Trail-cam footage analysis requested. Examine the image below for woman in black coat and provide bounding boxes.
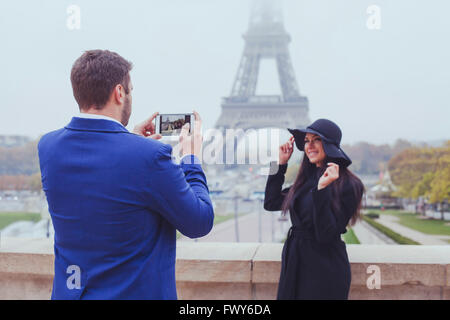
[264,119,364,300]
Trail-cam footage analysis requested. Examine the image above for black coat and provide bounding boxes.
[264,162,359,300]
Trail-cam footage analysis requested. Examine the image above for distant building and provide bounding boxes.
[366,170,400,208]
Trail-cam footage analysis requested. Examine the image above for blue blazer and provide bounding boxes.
[38,117,214,299]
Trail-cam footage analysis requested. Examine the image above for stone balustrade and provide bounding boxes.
[0,239,449,300]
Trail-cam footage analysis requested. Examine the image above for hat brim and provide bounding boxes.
[287,128,332,151]
[287,128,352,168]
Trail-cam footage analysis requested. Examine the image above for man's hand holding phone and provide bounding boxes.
[133,110,202,160]
[133,112,162,140]
[179,111,203,159]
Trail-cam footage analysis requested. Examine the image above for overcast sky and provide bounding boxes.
[1,0,449,145]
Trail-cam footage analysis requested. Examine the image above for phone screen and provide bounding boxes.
[159,114,191,136]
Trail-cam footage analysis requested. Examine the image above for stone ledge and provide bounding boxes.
[0,241,448,299]
[176,260,252,283]
[252,243,281,284]
[177,281,253,300]
[349,284,443,300]
[0,273,53,300]
[346,244,450,264]
[350,263,446,287]
[0,252,53,276]
[251,244,450,286]
[175,242,258,283]
[447,265,450,287]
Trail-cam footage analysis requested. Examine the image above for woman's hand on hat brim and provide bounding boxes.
[279,136,295,165]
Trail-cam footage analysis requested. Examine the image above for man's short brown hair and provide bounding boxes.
[70,50,133,110]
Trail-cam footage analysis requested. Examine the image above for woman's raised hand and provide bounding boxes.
[279,136,295,165]
[318,162,340,190]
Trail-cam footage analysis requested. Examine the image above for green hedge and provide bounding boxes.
[342,227,360,244]
[0,212,41,230]
[362,215,420,245]
[365,212,380,219]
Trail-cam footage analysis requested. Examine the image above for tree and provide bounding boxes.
[342,141,402,175]
[388,142,450,219]
[428,157,450,219]
[0,175,27,190]
[0,139,39,175]
[388,146,447,198]
[28,172,43,192]
[411,171,434,199]
[392,139,413,153]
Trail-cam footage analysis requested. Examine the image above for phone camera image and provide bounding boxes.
[160,114,191,136]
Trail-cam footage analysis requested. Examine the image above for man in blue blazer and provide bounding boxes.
[38,50,214,299]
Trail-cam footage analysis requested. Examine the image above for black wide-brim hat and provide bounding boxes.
[288,119,352,168]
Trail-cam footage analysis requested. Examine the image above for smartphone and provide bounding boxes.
[155,113,193,139]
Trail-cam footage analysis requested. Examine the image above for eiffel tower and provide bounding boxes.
[215,0,310,131]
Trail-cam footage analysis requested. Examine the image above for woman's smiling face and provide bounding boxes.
[304,133,326,167]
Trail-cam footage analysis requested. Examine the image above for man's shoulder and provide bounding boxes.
[38,128,66,149]
[38,127,173,165]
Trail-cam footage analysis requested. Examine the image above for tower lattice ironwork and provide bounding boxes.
[215,0,310,131]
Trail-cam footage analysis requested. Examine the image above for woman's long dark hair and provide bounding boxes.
[281,154,365,227]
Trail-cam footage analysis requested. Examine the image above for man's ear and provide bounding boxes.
[113,84,124,105]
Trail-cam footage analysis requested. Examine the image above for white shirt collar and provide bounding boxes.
[76,112,125,127]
